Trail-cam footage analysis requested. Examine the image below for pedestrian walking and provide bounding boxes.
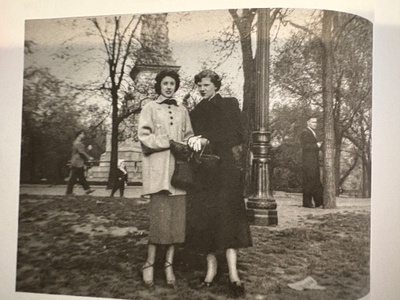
[110,159,128,197]
[66,130,95,196]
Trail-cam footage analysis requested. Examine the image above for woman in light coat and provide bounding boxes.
[138,69,194,288]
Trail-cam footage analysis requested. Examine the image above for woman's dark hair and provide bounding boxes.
[154,69,180,95]
[194,69,222,91]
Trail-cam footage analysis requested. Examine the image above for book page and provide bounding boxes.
[1,0,399,300]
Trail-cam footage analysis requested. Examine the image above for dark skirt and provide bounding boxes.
[148,193,186,245]
[185,165,252,253]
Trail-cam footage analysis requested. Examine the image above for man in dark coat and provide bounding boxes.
[66,130,95,196]
[300,116,323,208]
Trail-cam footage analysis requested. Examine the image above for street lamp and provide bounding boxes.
[246,8,278,226]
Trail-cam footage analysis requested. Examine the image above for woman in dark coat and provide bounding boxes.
[186,70,252,297]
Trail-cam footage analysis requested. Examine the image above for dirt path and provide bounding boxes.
[270,192,370,230]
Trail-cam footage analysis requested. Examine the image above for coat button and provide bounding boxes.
[170,116,173,119]
[170,122,173,125]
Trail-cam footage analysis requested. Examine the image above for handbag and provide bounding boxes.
[170,140,195,189]
[193,143,220,170]
[169,140,220,189]
[171,159,195,190]
[169,140,192,161]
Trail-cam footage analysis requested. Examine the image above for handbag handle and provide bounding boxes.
[189,142,208,161]
[200,142,209,157]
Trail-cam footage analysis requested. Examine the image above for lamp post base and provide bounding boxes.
[246,198,278,226]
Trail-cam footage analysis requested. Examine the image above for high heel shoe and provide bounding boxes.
[164,261,176,289]
[197,271,220,289]
[228,281,245,298]
[140,261,154,289]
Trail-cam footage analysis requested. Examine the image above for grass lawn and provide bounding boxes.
[16,193,370,300]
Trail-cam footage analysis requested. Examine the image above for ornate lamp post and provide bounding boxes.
[246,8,278,226]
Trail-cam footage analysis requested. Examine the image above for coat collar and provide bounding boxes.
[155,95,179,106]
[198,93,222,107]
[307,127,317,138]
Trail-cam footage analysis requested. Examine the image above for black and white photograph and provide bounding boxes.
[1,1,400,300]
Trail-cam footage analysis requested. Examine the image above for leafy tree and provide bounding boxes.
[22,66,83,183]
[272,11,372,198]
[268,102,319,192]
[22,38,112,184]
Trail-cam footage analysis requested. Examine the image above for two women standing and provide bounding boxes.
[138,69,252,297]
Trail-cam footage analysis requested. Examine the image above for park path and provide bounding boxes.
[20,184,144,198]
[19,184,370,231]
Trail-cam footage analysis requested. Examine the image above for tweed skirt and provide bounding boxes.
[148,193,186,245]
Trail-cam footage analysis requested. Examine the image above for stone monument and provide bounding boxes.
[88,13,180,184]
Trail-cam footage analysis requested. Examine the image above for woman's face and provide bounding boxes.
[160,76,176,98]
[197,77,217,100]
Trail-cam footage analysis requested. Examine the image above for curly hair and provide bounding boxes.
[154,69,181,95]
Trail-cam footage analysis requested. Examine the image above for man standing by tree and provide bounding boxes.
[300,117,323,208]
[66,130,95,196]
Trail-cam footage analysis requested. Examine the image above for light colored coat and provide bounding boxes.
[138,97,194,195]
[70,139,90,168]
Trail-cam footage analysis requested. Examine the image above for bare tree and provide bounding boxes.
[90,15,143,188]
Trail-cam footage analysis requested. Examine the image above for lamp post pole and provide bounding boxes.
[246,8,278,226]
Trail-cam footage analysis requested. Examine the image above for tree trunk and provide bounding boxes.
[339,152,359,188]
[229,10,256,196]
[107,89,119,189]
[334,138,342,195]
[229,9,257,196]
[321,10,337,208]
[361,155,371,198]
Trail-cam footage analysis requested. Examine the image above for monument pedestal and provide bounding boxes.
[87,137,143,184]
[88,13,180,186]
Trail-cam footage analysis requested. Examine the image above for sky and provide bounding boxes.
[168,10,244,95]
[25,10,244,104]
[24,8,327,109]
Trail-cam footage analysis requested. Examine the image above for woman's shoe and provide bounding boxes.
[140,261,154,289]
[199,279,214,288]
[197,271,220,289]
[228,281,245,298]
[164,261,176,289]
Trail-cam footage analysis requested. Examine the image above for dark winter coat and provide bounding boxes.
[299,128,321,190]
[186,94,252,252]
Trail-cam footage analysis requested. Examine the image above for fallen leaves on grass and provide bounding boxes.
[16,194,370,300]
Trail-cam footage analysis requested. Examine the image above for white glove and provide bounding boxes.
[188,135,202,148]
[193,138,209,152]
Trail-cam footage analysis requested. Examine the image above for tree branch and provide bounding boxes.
[116,97,147,124]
